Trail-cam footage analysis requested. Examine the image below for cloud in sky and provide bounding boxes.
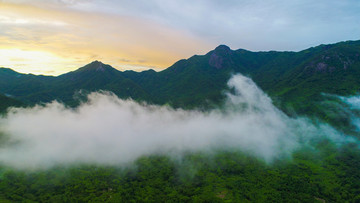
[0,0,359,75]
[55,0,360,50]
[0,74,353,170]
[0,1,211,75]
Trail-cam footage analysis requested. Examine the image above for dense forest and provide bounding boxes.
[1,143,360,202]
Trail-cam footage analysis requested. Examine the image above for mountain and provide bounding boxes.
[0,61,150,106]
[1,40,360,202]
[46,61,151,105]
[1,40,360,115]
[0,67,55,104]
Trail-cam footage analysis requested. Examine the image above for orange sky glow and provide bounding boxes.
[0,1,213,75]
[1,0,359,75]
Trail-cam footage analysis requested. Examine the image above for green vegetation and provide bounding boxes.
[1,142,359,202]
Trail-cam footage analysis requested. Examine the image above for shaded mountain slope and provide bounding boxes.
[0,94,23,113]
[0,68,55,102]
[0,61,151,106]
[50,61,152,105]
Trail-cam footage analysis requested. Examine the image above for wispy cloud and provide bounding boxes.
[78,0,360,50]
[0,1,211,75]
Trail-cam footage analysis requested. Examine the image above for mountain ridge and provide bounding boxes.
[1,40,360,116]
[2,40,358,76]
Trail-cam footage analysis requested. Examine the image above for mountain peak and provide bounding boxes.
[90,60,103,65]
[215,44,230,50]
[76,60,115,73]
[59,60,122,81]
[208,45,233,69]
[214,45,231,55]
[90,60,104,71]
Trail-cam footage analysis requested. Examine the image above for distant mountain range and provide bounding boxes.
[1,40,360,120]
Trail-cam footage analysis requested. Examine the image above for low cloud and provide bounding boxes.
[338,95,360,131]
[0,74,354,169]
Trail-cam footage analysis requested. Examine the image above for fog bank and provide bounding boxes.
[339,95,360,131]
[0,74,352,169]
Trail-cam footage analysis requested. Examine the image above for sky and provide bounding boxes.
[0,0,359,75]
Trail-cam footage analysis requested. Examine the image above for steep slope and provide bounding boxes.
[251,41,360,117]
[123,41,360,111]
[123,45,286,108]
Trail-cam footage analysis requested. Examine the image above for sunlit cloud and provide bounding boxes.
[0,49,76,75]
[0,1,212,75]
[0,14,68,26]
[0,0,359,75]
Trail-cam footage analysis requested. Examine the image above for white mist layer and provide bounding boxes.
[339,95,360,131]
[0,75,349,169]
